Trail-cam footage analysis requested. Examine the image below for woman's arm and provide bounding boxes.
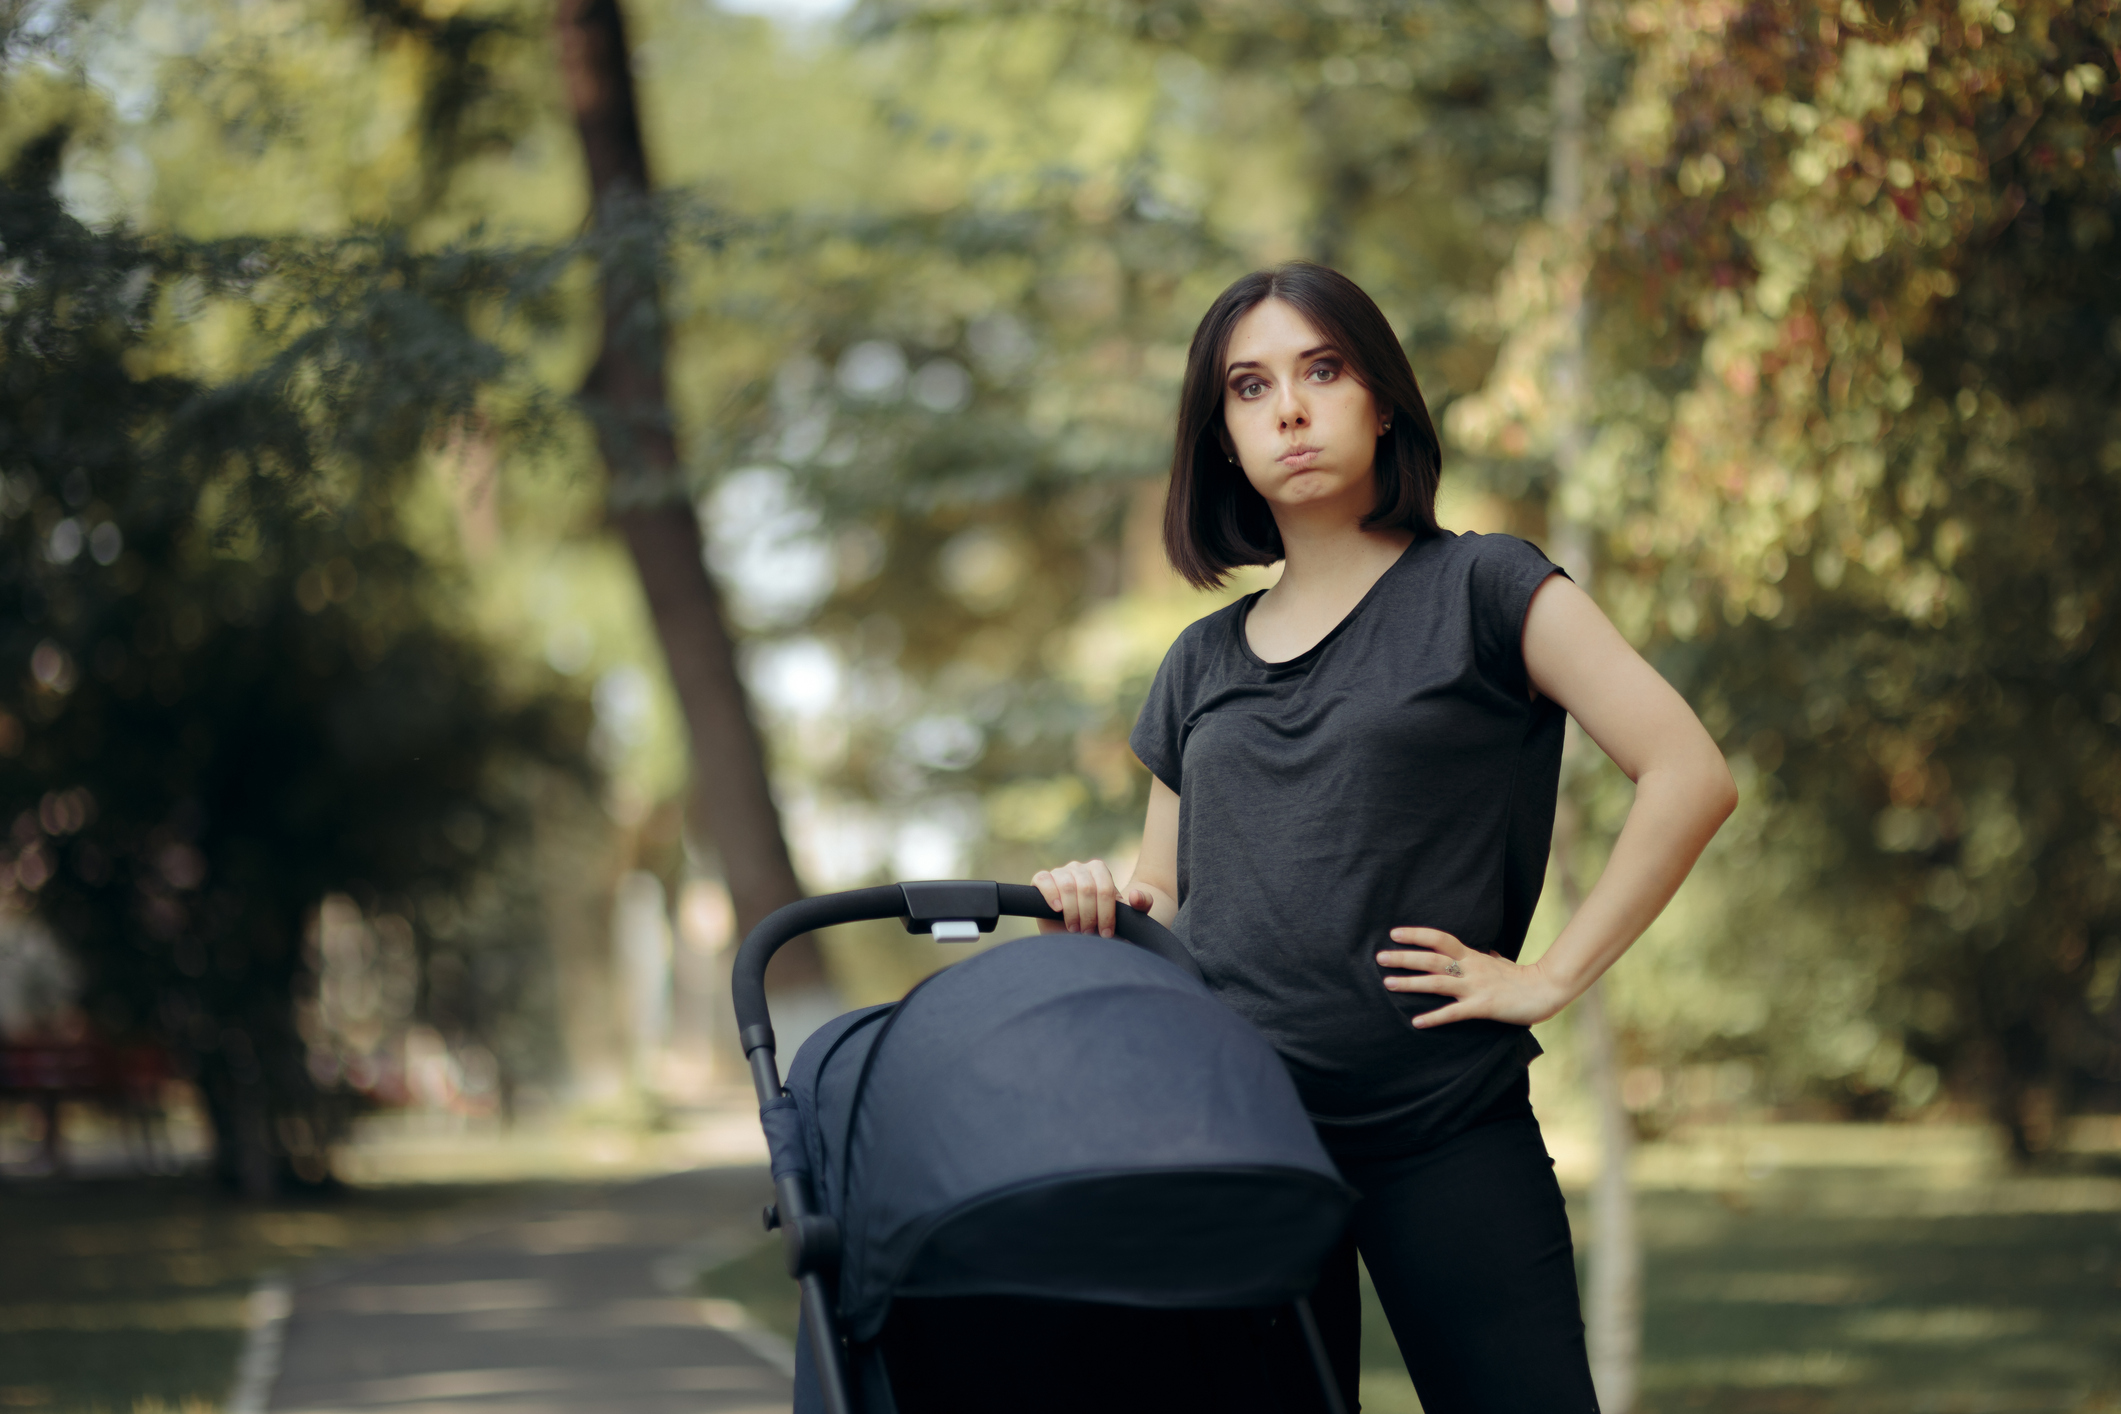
[1379,574,1737,1027]
[1032,775,1182,935]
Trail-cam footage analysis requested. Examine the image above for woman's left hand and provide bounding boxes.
[1377,927,1572,1028]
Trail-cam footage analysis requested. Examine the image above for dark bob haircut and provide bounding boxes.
[1163,262,1443,590]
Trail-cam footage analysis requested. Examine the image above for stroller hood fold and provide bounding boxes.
[785,935,1353,1343]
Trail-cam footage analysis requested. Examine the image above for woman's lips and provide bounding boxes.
[1277,445,1324,468]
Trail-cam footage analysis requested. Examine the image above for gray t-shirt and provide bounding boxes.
[1129,531,1567,1156]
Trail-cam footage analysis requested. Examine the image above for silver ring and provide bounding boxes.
[1445,961,1463,977]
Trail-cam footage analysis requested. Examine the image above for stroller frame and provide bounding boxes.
[733,879,1349,1414]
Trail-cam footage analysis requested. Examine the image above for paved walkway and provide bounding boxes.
[267,1168,794,1414]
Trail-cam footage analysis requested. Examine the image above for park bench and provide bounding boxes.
[0,1040,174,1174]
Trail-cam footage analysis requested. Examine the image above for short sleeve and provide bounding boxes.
[1468,534,1569,694]
[1128,635,1194,795]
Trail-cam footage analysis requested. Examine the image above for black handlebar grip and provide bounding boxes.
[993,884,1202,983]
[731,885,907,1053]
[732,881,1206,1057]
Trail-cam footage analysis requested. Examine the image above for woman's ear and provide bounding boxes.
[1215,422,1238,464]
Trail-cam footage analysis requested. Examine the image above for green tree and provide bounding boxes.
[725,0,1568,890]
[0,123,589,1191]
[1456,0,2121,1152]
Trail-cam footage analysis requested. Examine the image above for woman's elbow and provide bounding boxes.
[1704,749,1739,826]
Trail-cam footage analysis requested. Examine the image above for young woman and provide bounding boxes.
[1033,263,1736,1412]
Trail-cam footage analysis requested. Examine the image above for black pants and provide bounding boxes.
[1311,1086,1602,1414]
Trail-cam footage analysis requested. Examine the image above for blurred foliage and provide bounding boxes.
[0,118,592,1186]
[723,0,1569,908]
[5,0,2118,1157]
[798,0,2121,1152]
[1455,0,2121,1152]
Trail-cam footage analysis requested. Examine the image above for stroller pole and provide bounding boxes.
[798,1272,854,1414]
[1294,1297,1351,1414]
[737,888,905,1414]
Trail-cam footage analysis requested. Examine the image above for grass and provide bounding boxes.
[13,1116,2116,1413]
[700,1164,2121,1414]
[698,1234,804,1344]
[1627,1193,2121,1413]
[0,1174,525,1414]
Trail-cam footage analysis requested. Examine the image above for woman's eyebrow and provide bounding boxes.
[1225,344,1339,375]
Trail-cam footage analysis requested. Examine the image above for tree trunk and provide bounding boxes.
[1556,799,1642,1412]
[1577,973,1641,1411]
[534,765,630,1098]
[1553,786,1641,1412]
[1545,0,1642,1406]
[552,0,824,994]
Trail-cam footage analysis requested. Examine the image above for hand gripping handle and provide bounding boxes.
[731,880,1198,1059]
[994,882,1201,981]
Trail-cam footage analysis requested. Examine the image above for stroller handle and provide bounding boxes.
[731,880,1200,1059]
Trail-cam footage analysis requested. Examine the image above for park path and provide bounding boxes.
[266,1167,794,1414]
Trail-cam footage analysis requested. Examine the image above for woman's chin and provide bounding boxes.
[1270,471,1363,507]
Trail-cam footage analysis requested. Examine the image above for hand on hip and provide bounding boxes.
[1377,927,1568,1027]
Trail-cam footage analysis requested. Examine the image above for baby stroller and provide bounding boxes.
[734,880,1355,1414]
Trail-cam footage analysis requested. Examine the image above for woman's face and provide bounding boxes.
[1219,297,1387,520]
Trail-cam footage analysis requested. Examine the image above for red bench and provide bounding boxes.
[0,1041,174,1173]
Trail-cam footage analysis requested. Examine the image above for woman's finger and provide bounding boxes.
[1387,926,1467,954]
[1412,999,1484,1028]
[1068,862,1099,934]
[1031,870,1065,933]
[1375,949,1460,973]
[1087,858,1118,937]
[1053,862,1086,932]
[1044,864,1070,929]
[1383,973,1465,995]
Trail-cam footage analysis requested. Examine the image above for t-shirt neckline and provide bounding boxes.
[1232,534,1429,671]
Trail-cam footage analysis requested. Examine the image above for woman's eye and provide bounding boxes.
[1307,363,1338,382]
[1236,380,1266,399]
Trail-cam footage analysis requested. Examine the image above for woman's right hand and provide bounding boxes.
[1031,859,1151,938]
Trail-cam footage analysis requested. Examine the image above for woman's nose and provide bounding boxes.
[1275,385,1308,430]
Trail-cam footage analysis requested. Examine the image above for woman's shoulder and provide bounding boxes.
[1159,594,1249,667]
[1419,530,1564,598]
[1417,534,1567,676]
[1437,529,1557,570]
[1136,596,1248,734]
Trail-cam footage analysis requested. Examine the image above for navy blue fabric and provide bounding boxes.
[760,1096,808,1181]
[787,1003,895,1186]
[784,934,1352,1344]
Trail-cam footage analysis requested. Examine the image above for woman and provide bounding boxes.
[1033,262,1736,1412]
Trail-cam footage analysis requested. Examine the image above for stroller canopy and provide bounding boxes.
[777,934,1353,1343]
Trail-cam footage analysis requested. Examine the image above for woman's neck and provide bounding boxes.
[1242,511,1417,662]
[1269,513,1415,604]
